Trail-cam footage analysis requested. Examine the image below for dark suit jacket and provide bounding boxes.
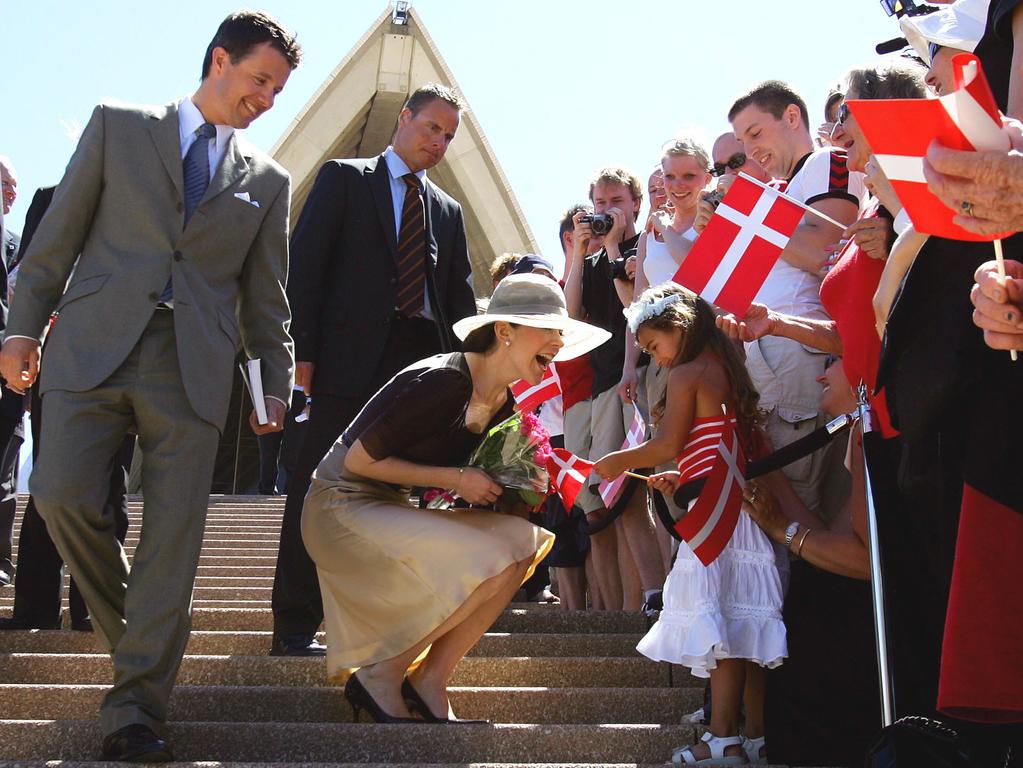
[287,154,476,399]
[11,186,55,272]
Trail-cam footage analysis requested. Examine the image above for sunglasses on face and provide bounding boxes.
[836,103,851,126]
[711,153,746,177]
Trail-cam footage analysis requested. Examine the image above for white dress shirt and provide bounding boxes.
[178,97,234,180]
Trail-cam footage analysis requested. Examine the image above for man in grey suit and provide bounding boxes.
[0,12,301,761]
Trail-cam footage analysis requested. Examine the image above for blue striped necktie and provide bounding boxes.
[161,122,215,304]
[183,122,216,224]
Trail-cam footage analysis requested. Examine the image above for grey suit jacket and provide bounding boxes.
[5,101,294,430]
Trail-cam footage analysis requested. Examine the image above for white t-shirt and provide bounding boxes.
[643,228,697,287]
[753,148,865,318]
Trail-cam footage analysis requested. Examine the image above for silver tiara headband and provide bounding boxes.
[623,293,686,334]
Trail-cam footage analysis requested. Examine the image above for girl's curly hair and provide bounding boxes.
[634,283,763,436]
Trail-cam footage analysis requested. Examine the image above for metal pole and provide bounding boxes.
[859,383,896,727]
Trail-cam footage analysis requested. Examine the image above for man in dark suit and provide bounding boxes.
[270,83,477,656]
[0,184,132,631]
[0,12,300,761]
[0,156,20,589]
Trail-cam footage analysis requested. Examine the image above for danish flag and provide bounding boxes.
[672,174,806,316]
[546,448,593,511]
[598,406,647,507]
[511,364,561,412]
[847,53,1011,241]
[675,426,747,566]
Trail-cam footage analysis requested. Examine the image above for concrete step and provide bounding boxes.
[0,630,644,658]
[0,764,678,768]
[0,606,639,634]
[10,530,285,541]
[0,764,675,768]
[0,654,688,689]
[0,720,693,763]
[0,598,277,610]
[0,684,701,724]
[41,575,277,589]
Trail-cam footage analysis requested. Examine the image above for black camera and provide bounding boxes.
[879,0,938,18]
[581,213,614,236]
[702,189,725,209]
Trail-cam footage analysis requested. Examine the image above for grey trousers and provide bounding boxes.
[31,311,220,736]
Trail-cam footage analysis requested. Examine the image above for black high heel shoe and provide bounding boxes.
[401,678,489,725]
[344,673,419,724]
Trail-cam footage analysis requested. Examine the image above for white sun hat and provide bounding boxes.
[452,273,611,361]
[900,0,990,64]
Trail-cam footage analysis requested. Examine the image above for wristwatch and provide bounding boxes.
[783,521,801,549]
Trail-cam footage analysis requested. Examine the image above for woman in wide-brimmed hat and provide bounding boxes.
[301,274,609,724]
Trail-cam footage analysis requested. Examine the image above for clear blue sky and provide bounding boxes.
[4,1,901,273]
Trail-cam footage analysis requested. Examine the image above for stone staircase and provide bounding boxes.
[0,495,707,766]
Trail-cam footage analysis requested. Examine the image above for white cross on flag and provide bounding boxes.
[671,174,806,316]
[847,53,1011,241]
[511,364,561,413]
[674,425,747,567]
[545,448,594,511]
[598,406,647,507]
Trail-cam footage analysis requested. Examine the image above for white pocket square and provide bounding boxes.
[234,191,260,208]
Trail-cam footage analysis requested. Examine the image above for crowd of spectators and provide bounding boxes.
[477,1,1022,764]
[2,1,1022,765]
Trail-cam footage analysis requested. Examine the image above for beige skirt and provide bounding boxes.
[301,441,555,681]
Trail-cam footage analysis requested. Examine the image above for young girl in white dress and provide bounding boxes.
[595,284,786,765]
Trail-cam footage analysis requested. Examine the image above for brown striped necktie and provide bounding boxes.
[396,173,426,316]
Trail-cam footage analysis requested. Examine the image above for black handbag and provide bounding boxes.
[865,716,971,768]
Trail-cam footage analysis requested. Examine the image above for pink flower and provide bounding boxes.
[533,441,553,465]
[422,488,455,505]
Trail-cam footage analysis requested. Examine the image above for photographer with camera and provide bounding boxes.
[564,167,666,611]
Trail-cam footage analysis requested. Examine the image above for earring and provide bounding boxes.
[504,340,511,347]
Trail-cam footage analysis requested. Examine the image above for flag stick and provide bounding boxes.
[993,239,1018,362]
[623,471,649,481]
[859,384,896,727]
[737,172,852,231]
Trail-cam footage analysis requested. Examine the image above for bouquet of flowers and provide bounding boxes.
[425,411,552,510]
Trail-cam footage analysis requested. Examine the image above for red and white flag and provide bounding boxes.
[598,406,647,507]
[511,364,561,413]
[672,174,806,316]
[674,425,747,567]
[848,53,1011,241]
[546,448,593,511]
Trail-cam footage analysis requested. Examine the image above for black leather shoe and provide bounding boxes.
[268,634,326,656]
[100,724,173,762]
[71,617,94,632]
[0,616,62,631]
[0,562,13,587]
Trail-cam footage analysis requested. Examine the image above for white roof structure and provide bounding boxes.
[271,5,538,295]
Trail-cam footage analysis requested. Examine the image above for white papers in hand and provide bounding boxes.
[238,358,268,425]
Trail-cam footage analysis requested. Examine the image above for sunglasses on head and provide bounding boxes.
[711,153,746,177]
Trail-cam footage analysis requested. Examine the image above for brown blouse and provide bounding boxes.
[342,353,514,467]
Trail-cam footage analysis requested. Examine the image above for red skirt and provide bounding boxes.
[938,484,1023,723]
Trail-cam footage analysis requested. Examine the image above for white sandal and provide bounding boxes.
[741,735,766,765]
[670,731,748,766]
